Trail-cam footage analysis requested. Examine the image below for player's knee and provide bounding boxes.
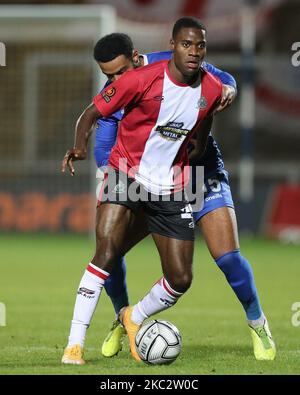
[215,249,253,278]
[93,239,119,268]
[215,249,241,271]
[168,271,193,293]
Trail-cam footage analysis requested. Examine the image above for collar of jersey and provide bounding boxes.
[165,61,190,87]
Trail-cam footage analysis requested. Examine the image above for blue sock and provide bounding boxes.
[215,250,262,320]
[104,256,129,315]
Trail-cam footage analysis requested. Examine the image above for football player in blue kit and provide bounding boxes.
[93,33,275,361]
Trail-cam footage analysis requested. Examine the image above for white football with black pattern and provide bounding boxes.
[135,319,182,365]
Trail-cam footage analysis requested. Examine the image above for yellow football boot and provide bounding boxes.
[61,344,85,365]
[249,320,276,361]
[101,320,126,357]
[119,306,142,362]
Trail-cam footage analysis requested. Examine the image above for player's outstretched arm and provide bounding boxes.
[62,103,102,176]
[189,116,213,164]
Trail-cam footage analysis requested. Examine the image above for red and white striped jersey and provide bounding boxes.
[93,60,222,195]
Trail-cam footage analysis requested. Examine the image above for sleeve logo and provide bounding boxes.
[102,87,116,103]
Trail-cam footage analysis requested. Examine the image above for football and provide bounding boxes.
[135,319,182,365]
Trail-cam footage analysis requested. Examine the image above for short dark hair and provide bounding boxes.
[172,17,206,39]
[93,33,134,62]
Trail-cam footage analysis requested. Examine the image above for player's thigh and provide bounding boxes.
[152,234,194,273]
[96,203,134,246]
[121,208,150,255]
[96,167,142,247]
[152,234,194,292]
[198,206,239,259]
[144,191,194,290]
[93,203,135,270]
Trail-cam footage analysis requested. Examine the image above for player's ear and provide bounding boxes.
[170,38,175,51]
[132,49,139,66]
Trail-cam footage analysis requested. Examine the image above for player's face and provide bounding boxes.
[98,51,139,82]
[170,27,206,78]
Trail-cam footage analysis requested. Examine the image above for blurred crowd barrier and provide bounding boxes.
[0,1,299,236]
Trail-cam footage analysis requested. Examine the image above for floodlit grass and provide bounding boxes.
[0,234,299,375]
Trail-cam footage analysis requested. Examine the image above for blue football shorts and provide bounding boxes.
[193,171,234,224]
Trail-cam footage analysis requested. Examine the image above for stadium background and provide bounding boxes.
[0,0,299,375]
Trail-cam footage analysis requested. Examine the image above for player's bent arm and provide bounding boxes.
[215,84,237,114]
[204,61,237,90]
[189,116,213,164]
[203,62,237,112]
[62,103,102,176]
[62,69,142,175]
[74,103,102,152]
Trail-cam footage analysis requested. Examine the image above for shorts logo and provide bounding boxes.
[180,205,193,219]
[197,96,207,110]
[205,193,223,202]
[189,221,195,229]
[156,122,190,141]
[102,87,116,103]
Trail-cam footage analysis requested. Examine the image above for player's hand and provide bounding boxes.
[214,84,236,114]
[61,148,87,176]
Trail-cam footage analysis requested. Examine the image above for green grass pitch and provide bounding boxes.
[0,233,299,375]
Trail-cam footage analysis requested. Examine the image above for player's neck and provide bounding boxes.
[168,60,200,86]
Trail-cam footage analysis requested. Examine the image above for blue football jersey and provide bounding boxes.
[94,51,236,178]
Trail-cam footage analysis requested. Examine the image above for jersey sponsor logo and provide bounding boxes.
[102,87,116,103]
[156,122,190,141]
[196,96,207,110]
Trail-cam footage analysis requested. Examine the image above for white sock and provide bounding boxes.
[131,277,183,325]
[67,263,109,348]
[248,313,266,328]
